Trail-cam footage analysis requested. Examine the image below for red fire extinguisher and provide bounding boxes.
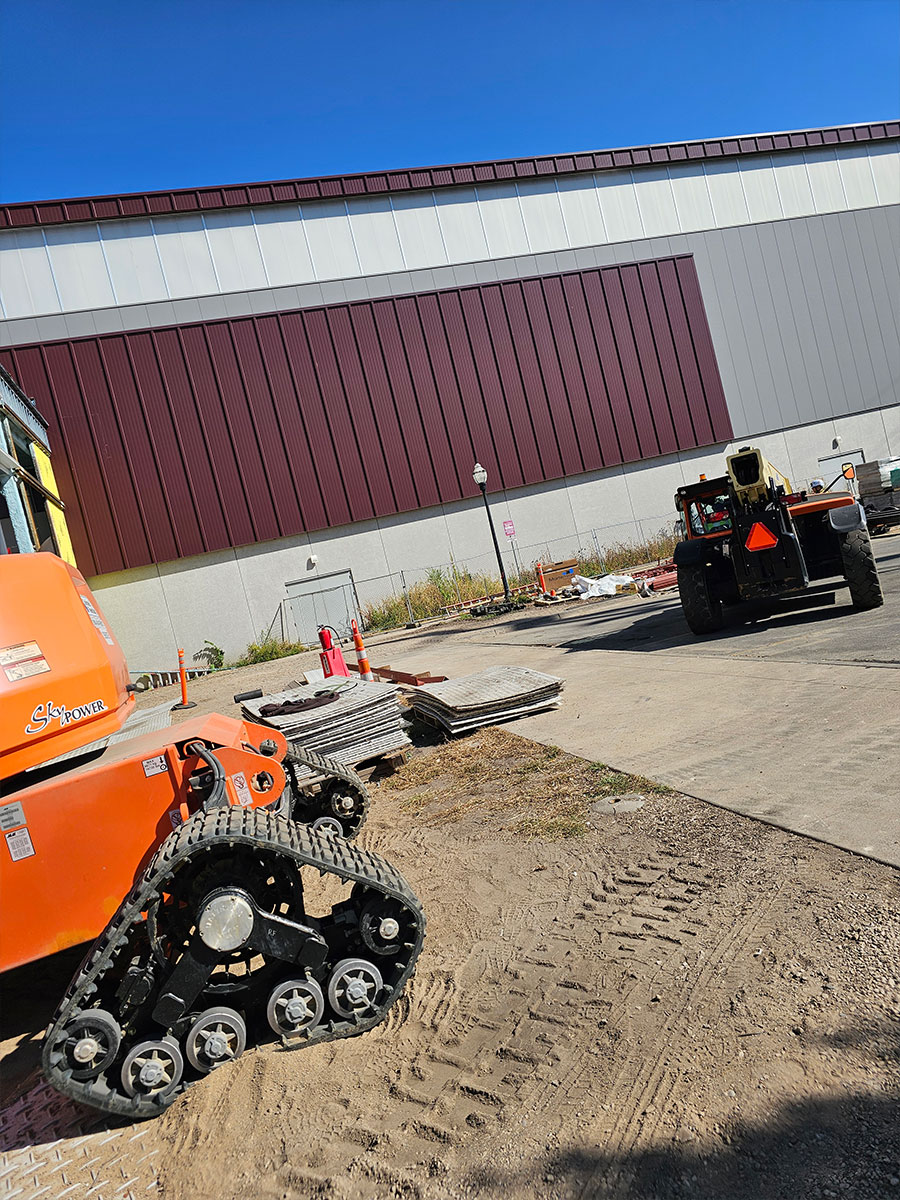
[318,627,350,678]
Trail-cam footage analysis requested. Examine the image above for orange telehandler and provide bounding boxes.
[0,553,424,1118]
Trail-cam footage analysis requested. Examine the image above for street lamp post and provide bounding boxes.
[472,462,511,605]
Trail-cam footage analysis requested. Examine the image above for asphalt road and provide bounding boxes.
[496,533,900,667]
[380,531,900,866]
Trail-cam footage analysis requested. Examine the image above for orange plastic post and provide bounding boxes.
[350,619,374,681]
[172,647,197,710]
[536,561,547,593]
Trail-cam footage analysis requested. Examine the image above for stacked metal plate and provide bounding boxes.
[240,678,411,782]
[408,666,563,733]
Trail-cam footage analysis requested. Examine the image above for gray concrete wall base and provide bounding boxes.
[88,404,899,669]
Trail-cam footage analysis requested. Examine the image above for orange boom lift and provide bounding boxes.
[0,554,424,1119]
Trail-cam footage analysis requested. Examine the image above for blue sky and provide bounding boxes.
[1,0,897,203]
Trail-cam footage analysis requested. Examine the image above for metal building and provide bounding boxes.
[0,121,897,662]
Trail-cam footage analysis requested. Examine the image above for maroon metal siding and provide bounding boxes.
[0,255,732,577]
[1,123,895,230]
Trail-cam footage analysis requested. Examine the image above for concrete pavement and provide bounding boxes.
[374,534,900,867]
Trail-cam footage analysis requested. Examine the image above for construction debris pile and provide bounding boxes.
[408,665,563,733]
[240,678,411,781]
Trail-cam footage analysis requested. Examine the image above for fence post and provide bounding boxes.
[510,538,522,580]
[400,570,419,628]
[449,556,463,604]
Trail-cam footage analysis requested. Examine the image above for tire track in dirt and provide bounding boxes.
[282,846,724,1197]
[576,881,785,1198]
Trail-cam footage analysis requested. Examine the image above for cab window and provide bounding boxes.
[688,493,732,536]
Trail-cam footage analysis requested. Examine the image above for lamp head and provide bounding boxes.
[472,462,488,488]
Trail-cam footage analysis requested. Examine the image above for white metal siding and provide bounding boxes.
[100,219,168,306]
[0,229,60,318]
[516,178,568,252]
[556,175,608,247]
[252,205,315,287]
[2,143,898,320]
[667,163,716,233]
[43,225,115,311]
[301,200,361,280]
[347,197,406,275]
[152,214,219,299]
[389,193,448,269]
[435,186,490,263]
[203,211,269,293]
[595,169,645,241]
[476,183,530,258]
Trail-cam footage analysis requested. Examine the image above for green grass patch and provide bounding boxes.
[232,631,307,667]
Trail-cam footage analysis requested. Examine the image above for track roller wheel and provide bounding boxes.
[185,1007,247,1073]
[328,958,383,1018]
[359,898,409,957]
[121,1037,184,1098]
[60,1009,121,1081]
[311,815,344,838]
[266,977,325,1036]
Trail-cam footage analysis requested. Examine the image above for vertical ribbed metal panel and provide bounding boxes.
[0,255,730,575]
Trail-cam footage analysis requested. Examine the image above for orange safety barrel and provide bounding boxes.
[0,553,134,780]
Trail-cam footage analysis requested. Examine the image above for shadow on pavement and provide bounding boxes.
[554,596,861,654]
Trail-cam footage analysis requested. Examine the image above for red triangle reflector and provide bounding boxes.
[745,521,779,551]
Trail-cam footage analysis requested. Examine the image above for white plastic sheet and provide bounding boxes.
[571,573,634,597]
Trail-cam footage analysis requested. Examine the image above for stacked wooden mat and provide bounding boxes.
[241,679,411,781]
[407,666,563,733]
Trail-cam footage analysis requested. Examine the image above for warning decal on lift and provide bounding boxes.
[142,754,168,778]
[1,641,51,683]
[0,801,27,833]
[80,596,115,646]
[6,827,35,862]
[232,772,253,807]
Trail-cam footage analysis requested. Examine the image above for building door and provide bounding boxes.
[283,570,361,647]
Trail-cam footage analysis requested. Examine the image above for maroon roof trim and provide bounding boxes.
[1,122,896,232]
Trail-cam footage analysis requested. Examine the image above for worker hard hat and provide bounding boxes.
[810,478,825,493]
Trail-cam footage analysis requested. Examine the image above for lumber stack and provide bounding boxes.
[408,666,563,733]
[241,679,411,782]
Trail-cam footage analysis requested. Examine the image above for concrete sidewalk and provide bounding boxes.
[373,541,900,867]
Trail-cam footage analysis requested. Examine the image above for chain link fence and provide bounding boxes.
[271,524,679,637]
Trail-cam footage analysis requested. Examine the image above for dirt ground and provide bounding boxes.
[1,673,898,1200]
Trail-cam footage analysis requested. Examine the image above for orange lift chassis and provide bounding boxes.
[0,554,424,1119]
[673,447,884,634]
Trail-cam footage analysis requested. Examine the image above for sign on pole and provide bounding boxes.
[503,520,515,538]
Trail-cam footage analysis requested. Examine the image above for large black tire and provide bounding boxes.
[676,562,726,634]
[839,528,884,610]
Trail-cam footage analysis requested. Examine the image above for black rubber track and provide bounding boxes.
[41,807,424,1120]
[839,528,884,610]
[677,561,726,635]
[284,743,370,837]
